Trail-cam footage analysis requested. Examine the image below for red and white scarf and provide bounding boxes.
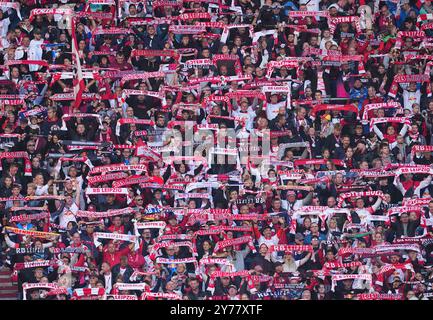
[394,31,425,49]
[374,243,421,253]
[72,288,105,299]
[89,164,147,175]
[156,257,199,274]
[93,232,137,247]
[87,172,129,185]
[106,295,138,300]
[169,25,207,34]
[388,73,430,98]
[357,293,402,300]
[213,236,256,253]
[322,55,365,74]
[402,197,432,207]
[0,151,32,176]
[311,104,358,117]
[207,270,256,294]
[337,190,385,207]
[411,145,433,157]
[22,283,60,300]
[112,176,153,188]
[323,261,362,269]
[5,227,59,239]
[269,245,313,253]
[141,292,181,300]
[362,102,401,121]
[120,71,165,86]
[294,158,346,168]
[331,274,372,291]
[15,260,57,270]
[75,207,135,218]
[61,113,103,131]
[369,117,410,131]
[135,221,166,237]
[115,118,154,136]
[85,187,128,196]
[131,49,178,59]
[114,282,149,292]
[149,241,194,260]
[10,212,50,223]
[329,16,361,34]
[338,247,377,257]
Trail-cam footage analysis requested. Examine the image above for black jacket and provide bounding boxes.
[387,220,420,240]
[98,272,115,289]
[111,264,134,283]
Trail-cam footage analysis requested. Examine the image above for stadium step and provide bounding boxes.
[0,268,17,300]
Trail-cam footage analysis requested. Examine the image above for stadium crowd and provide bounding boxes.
[1,0,433,300]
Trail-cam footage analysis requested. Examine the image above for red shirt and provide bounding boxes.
[103,245,130,267]
[128,252,146,269]
[108,225,125,234]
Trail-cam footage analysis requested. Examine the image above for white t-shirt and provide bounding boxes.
[28,39,44,72]
[320,37,338,50]
[355,208,373,225]
[36,184,49,196]
[403,90,421,112]
[257,234,279,247]
[59,203,79,229]
[0,17,10,38]
[282,199,304,211]
[299,0,319,11]
[266,101,285,121]
[104,273,112,293]
[233,107,256,131]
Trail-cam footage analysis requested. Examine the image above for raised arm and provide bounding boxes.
[297,251,312,267]
[302,190,314,205]
[393,174,406,196]
[370,196,383,213]
[415,175,432,197]
[4,234,18,248]
[399,123,409,137]
[373,124,384,140]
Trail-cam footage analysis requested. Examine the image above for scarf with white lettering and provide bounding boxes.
[75,207,135,218]
[388,73,430,98]
[106,295,138,300]
[10,212,50,223]
[141,292,181,300]
[0,151,32,176]
[331,274,372,291]
[213,236,256,253]
[207,270,256,294]
[269,245,313,253]
[115,118,154,136]
[87,172,129,186]
[5,227,59,239]
[337,190,385,207]
[89,164,147,175]
[61,113,103,131]
[93,232,137,248]
[72,288,105,299]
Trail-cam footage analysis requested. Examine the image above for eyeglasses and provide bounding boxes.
[135,198,143,201]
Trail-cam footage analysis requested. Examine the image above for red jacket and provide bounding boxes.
[103,245,131,267]
[128,251,146,269]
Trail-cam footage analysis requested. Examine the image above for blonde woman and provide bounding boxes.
[327,217,340,240]
[282,251,312,273]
